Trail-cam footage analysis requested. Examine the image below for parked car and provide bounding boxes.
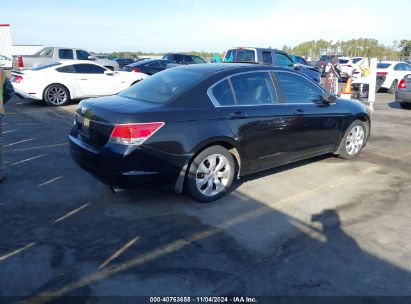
[13,47,120,71]
[162,53,206,67]
[395,74,411,109]
[114,58,135,69]
[122,59,169,75]
[11,61,148,106]
[337,57,365,76]
[69,63,370,203]
[291,55,321,83]
[223,47,321,83]
[0,54,12,69]
[318,54,336,74]
[377,61,411,94]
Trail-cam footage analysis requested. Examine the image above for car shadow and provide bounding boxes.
[388,101,403,109]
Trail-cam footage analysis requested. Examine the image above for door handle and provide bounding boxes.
[79,78,88,80]
[294,108,305,115]
[229,111,248,119]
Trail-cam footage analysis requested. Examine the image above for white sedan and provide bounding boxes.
[377,61,411,94]
[11,61,148,106]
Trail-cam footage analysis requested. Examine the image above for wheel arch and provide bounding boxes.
[42,83,72,101]
[334,114,370,155]
[174,137,245,194]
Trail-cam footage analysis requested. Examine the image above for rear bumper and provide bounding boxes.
[395,90,411,103]
[69,134,190,190]
[13,88,42,100]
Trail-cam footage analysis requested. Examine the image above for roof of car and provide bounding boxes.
[129,58,168,66]
[174,62,290,74]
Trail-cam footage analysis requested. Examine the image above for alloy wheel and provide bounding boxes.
[195,154,231,197]
[47,86,68,106]
[345,125,365,156]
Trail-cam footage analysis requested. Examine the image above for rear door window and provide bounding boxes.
[276,72,323,103]
[262,52,273,64]
[59,49,74,60]
[230,72,277,105]
[210,80,235,106]
[377,63,392,69]
[183,55,194,64]
[56,65,76,73]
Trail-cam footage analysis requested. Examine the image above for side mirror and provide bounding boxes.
[104,70,115,76]
[323,92,337,104]
[293,63,300,70]
[88,56,96,61]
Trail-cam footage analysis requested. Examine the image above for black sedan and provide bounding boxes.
[69,64,371,203]
[122,59,169,75]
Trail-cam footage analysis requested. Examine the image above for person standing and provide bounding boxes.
[0,68,15,183]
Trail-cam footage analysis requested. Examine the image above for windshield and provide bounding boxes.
[224,49,256,62]
[119,68,205,103]
[377,63,392,69]
[31,62,62,71]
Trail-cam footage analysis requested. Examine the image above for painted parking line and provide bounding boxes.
[2,130,16,134]
[3,138,34,148]
[52,203,91,224]
[38,175,64,188]
[11,154,46,166]
[99,236,140,269]
[0,242,36,262]
[4,143,68,153]
[26,165,379,304]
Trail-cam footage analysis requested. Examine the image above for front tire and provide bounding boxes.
[44,84,70,106]
[338,120,368,160]
[185,145,235,203]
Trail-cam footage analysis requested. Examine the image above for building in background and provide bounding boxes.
[0,24,13,58]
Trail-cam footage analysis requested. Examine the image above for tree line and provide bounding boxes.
[282,39,411,60]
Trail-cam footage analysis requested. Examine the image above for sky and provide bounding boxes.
[1,0,410,53]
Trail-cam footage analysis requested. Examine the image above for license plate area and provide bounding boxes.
[77,115,90,139]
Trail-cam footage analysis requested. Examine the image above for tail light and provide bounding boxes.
[14,75,23,83]
[399,79,406,89]
[17,56,24,68]
[133,68,140,72]
[109,122,164,145]
[377,71,388,76]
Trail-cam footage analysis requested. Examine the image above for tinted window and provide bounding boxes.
[172,54,184,64]
[230,72,277,105]
[224,49,256,62]
[339,59,349,64]
[295,56,308,65]
[352,58,363,64]
[56,65,76,73]
[146,61,160,67]
[377,63,392,69]
[275,53,293,67]
[211,80,235,106]
[74,64,106,74]
[193,56,205,64]
[276,72,323,103]
[394,63,411,71]
[59,49,74,59]
[183,56,194,64]
[119,68,205,104]
[76,50,91,60]
[262,52,273,64]
[163,54,173,61]
[31,62,62,71]
[159,60,168,68]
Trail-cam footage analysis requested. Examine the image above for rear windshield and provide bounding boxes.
[377,63,392,69]
[339,59,349,64]
[224,49,256,62]
[31,62,62,71]
[119,68,205,103]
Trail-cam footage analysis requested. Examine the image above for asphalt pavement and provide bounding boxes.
[0,94,411,303]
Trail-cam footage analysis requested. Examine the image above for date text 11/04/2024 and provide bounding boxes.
[149,297,258,303]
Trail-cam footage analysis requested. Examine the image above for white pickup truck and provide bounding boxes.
[13,47,119,71]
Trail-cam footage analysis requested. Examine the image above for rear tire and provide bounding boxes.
[388,80,398,94]
[338,120,368,160]
[185,145,235,203]
[44,84,70,106]
[400,102,411,109]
